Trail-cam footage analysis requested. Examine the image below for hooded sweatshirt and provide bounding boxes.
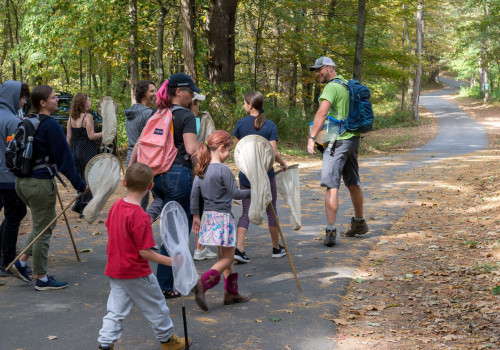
[0,81,22,189]
[125,103,154,165]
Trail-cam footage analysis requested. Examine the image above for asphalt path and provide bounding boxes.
[0,78,487,350]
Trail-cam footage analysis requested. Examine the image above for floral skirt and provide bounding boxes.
[198,211,235,247]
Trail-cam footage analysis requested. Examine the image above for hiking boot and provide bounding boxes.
[223,273,250,305]
[193,248,218,261]
[323,228,336,247]
[234,248,250,263]
[161,334,191,350]
[344,218,369,237]
[35,275,68,291]
[271,245,286,258]
[98,345,114,350]
[10,260,32,283]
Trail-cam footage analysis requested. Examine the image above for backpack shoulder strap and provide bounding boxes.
[329,78,349,90]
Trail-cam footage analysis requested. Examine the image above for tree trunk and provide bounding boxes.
[79,50,83,89]
[273,18,281,107]
[156,0,169,83]
[289,61,297,107]
[328,0,338,19]
[88,47,92,94]
[181,0,197,81]
[129,0,139,104]
[106,61,112,96]
[5,0,16,80]
[140,50,150,79]
[207,0,238,99]
[60,58,70,86]
[401,5,408,111]
[301,63,313,112]
[412,1,423,122]
[353,0,366,81]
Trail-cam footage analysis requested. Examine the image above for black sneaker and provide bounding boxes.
[35,275,67,291]
[272,245,286,258]
[11,260,32,283]
[323,228,336,247]
[234,248,250,263]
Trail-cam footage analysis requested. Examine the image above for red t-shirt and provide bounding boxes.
[104,198,155,279]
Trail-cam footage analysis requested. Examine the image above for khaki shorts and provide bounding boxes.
[320,137,361,189]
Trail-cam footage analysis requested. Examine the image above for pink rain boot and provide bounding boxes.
[224,273,250,305]
[192,269,220,311]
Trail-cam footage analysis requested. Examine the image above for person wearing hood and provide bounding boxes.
[0,81,30,276]
[125,80,157,166]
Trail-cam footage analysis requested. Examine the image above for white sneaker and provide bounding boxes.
[193,248,218,261]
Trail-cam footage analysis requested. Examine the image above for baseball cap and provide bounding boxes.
[309,57,335,71]
[168,73,201,93]
[192,92,206,101]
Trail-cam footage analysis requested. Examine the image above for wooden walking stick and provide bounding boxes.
[269,203,302,293]
[56,188,80,262]
[6,194,79,272]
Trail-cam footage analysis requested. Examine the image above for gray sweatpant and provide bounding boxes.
[98,273,174,346]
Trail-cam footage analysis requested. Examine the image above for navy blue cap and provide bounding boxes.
[168,73,201,93]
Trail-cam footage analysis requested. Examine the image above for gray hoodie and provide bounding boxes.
[0,81,22,188]
[125,103,154,165]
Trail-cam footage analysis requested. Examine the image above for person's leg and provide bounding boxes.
[342,137,368,236]
[0,190,27,267]
[98,278,135,347]
[15,178,57,280]
[235,184,251,262]
[325,187,339,224]
[127,274,174,343]
[155,165,192,294]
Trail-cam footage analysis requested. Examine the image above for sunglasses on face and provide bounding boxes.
[180,88,195,94]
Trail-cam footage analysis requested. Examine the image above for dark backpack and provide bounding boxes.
[332,79,374,135]
[5,114,49,177]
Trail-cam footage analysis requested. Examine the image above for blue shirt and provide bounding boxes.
[233,115,278,187]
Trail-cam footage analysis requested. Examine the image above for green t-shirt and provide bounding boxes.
[319,75,360,140]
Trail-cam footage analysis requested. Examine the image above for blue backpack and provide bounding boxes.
[332,79,374,135]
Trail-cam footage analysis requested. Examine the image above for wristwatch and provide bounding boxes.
[308,135,316,141]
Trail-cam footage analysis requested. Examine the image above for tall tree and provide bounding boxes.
[181,0,197,81]
[353,0,366,81]
[207,0,238,98]
[156,0,170,83]
[412,1,423,122]
[129,0,139,103]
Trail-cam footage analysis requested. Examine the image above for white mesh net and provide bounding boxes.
[234,135,274,225]
[82,154,121,223]
[275,164,301,230]
[160,201,199,296]
[97,96,117,146]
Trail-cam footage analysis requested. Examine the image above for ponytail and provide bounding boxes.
[244,91,265,131]
[193,142,211,178]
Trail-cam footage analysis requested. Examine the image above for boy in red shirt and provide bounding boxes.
[98,163,190,350]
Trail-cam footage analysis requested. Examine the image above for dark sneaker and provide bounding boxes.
[234,248,250,263]
[10,260,32,283]
[272,245,286,258]
[98,345,114,350]
[35,275,67,291]
[344,218,369,237]
[323,228,336,247]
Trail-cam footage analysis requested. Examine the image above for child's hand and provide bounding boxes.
[171,254,184,267]
[192,214,201,235]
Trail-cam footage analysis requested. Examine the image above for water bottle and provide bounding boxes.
[21,136,34,176]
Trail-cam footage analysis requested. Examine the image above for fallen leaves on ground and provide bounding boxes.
[335,100,500,349]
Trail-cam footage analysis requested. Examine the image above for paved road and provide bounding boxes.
[0,78,487,350]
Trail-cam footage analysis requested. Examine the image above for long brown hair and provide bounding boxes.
[69,93,89,120]
[30,85,53,113]
[193,130,233,178]
[245,91,265,130]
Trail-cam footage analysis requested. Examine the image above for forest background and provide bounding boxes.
[0,0,498,150]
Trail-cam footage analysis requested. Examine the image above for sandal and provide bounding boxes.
[162,290,181,299]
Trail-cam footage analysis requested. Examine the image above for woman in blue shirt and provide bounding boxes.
[233,91,288,263]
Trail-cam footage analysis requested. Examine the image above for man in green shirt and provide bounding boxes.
[307,57,369,246]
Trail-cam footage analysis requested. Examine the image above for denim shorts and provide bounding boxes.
[320,137,361,189]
